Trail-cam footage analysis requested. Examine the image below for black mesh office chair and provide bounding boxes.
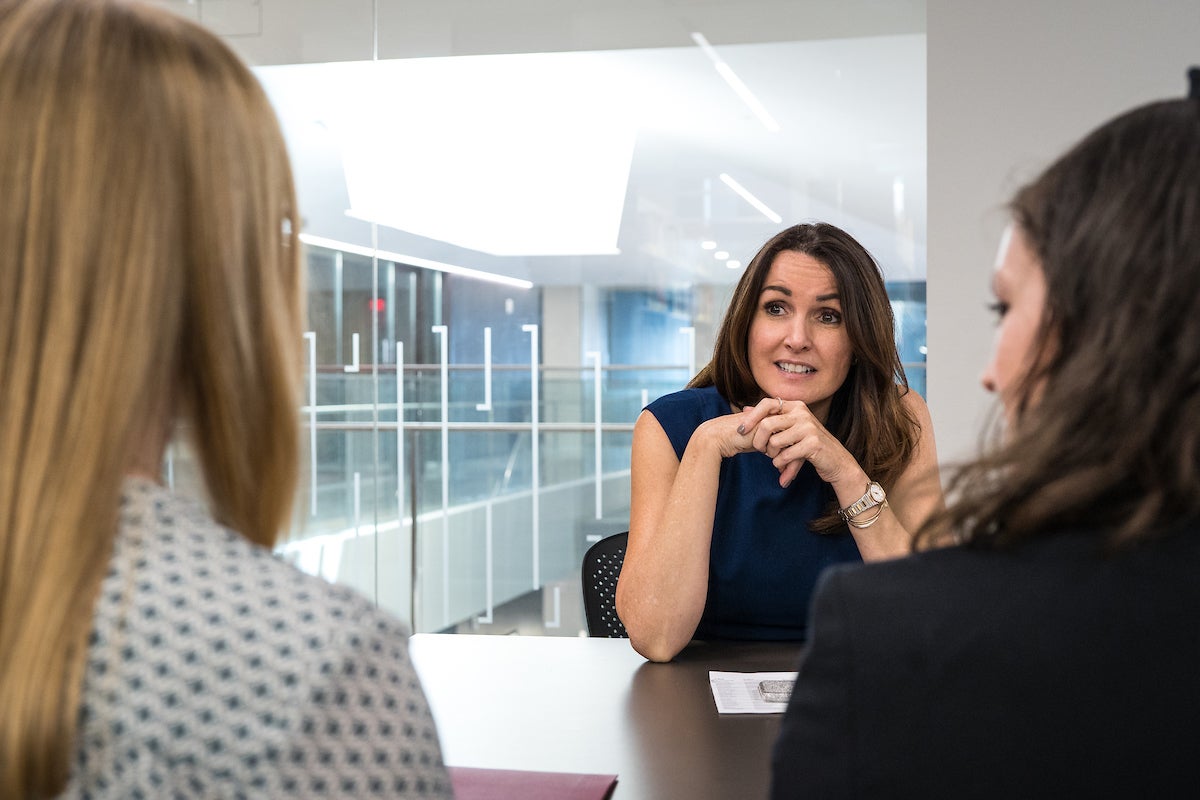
[581,531,629,638]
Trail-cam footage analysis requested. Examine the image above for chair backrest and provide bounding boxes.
[581,531,629,638]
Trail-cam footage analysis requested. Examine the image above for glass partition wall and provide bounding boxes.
[152,0,927,635]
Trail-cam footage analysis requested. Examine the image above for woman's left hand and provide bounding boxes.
[741,392,945,562]
[737,398,864,489]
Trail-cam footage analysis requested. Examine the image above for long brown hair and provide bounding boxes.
[0,0,302,795]
[927,96,1200,550]
[691,222,919,531]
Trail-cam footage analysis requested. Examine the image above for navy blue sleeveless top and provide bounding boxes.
[646,386,862,640]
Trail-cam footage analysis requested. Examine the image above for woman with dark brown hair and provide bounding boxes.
[772,75,1200,798]
[617,222,943,662]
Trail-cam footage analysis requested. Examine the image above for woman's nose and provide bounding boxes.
[980,363,997,394]
[784,320,811,350]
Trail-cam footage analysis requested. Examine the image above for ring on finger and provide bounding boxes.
[776,396,784,413]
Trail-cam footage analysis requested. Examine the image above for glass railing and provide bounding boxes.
[278,362,674,632]
[268,359,924,633]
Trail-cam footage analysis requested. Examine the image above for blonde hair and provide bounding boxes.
[0,0,303,794]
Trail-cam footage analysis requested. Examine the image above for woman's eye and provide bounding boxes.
[817,309,842,324]
[987,301,1010,321]
[764,301,786,316]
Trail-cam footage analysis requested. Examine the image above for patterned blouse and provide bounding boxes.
[61,477,452,799]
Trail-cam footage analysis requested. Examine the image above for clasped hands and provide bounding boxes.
[720,396,856,489]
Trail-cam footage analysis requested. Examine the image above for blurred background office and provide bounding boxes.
[144,0,1198,636]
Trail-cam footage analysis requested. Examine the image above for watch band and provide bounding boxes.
[838,481,886,522]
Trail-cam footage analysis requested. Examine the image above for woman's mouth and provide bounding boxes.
[777,362,816,374]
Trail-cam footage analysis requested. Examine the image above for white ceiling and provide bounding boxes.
[153,0,926,288]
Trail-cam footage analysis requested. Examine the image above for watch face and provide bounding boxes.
[869,483,886,502]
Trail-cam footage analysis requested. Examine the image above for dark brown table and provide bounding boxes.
[409,633,803,799]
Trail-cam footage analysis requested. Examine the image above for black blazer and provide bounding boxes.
[770,530,1200,798]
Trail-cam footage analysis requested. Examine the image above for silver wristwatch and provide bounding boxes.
[838,481,887,522]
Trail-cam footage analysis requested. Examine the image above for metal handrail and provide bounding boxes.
[304,421,636,432]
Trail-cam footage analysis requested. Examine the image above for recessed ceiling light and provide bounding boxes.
[714,250,729,260]
[726,260,742,270]
[701,240,717,250]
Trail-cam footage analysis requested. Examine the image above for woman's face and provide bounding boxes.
[747,250,853,422]
[981,224,1049,426]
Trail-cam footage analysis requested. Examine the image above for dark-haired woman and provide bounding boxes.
[617,223,943,662]
[771,84,1200,797]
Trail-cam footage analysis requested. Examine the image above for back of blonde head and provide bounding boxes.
[0,0,302,794]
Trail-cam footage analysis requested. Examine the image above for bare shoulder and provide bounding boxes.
[893,387,941,502]
[899,385,931,416]
[634,406,662,431]
[632,408,679,466]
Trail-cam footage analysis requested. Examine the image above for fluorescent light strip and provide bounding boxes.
[719,173,783,224]
[299,233,534,290]
[691,32,781,133]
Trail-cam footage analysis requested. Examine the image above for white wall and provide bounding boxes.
[926,0,1200,465]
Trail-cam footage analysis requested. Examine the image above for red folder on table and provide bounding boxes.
[448,766,618,800]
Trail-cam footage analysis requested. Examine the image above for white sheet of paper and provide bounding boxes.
[708,671,798,714]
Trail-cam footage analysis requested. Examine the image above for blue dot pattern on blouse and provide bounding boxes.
[62,477,451,799]
[646,386,862,641]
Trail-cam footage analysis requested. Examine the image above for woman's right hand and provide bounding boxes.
[697,408,761,460]
[737,397,862,490]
